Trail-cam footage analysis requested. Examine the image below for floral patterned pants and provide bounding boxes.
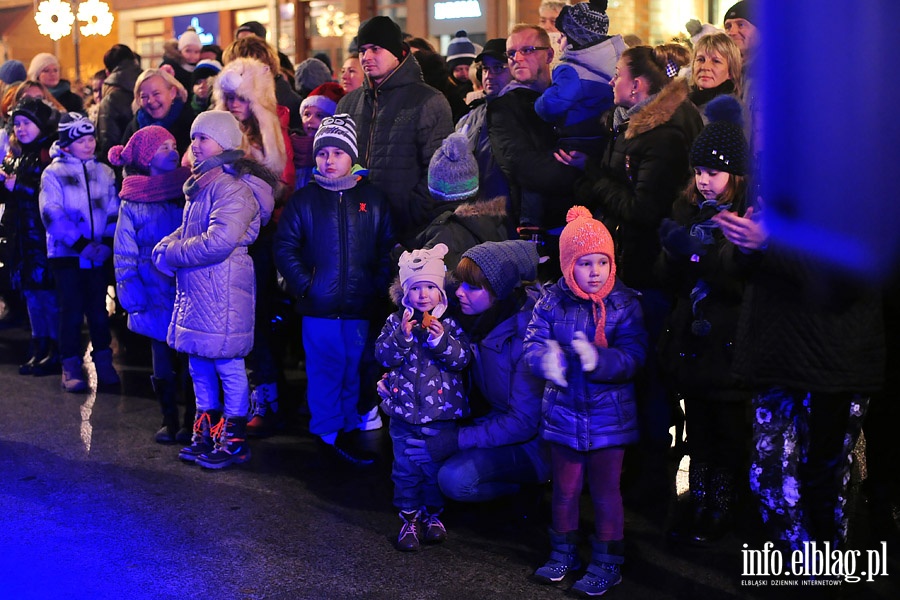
[749,387,868,552]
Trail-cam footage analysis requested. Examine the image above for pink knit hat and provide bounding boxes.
[108,125,176,172]
[559,206,617,347]
[299,82,345,116]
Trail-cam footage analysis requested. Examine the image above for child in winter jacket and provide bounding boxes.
[291,82,344,190]
[274,114,394,464]
[39,112,120,392]
[152,110,277,470]
[1,97,60,377]
[524,206,647,596]
[375,243,472,551]
[109,125,193,445]
[535,1,625,156]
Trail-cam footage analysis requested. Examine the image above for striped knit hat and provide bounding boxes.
[313,114,358,164]
[428,132,478,202]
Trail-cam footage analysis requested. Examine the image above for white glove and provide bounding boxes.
[541,339,568,388]
[571,331,599,372]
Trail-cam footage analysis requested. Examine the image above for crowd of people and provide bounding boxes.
[0,0,896,595]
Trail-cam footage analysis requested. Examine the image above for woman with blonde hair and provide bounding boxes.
[27,53,83,113]
[122,68,195,154]
[688,33,744,123]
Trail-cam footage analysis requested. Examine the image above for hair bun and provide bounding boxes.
[107,145,126,167]
[566,205,593,223]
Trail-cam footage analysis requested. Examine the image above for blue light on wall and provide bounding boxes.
[173,12,219,46]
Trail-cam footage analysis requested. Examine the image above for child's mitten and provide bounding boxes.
[571,331,599,372]
[542,339,568,388]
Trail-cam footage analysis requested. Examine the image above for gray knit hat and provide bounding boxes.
[556,1,610,50]
[294,58,333,96]
[314,114,358,164]
[190,110,244,151]
[461,240,540,299]
[428,132,478,202]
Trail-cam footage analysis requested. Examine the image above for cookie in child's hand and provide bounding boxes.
[421,311,435,328]
[410,309,435,328]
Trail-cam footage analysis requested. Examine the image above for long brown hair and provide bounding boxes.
[683,170,747,208]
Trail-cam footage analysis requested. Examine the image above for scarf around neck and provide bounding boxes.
[184,149,244,197]
[137,97,185,129]
[120,167,190,203]
[613,93,656,131]
[313,164,367,191]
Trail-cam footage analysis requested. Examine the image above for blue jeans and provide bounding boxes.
[438,438,550,502]
[390,419,456,511]
[51,263,111,360]
[302,316,368,436]
[23,289,58,339]
[188,355,249,418]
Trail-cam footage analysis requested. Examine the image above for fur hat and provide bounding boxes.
[724,1,754,26]
[190,110,243,152]
[556,1,611,50]
[178,29,202,51]
[357,16,405,61]
[27,53,59,82]
[58,112,95,147]
[446,31,477,69]
[0,60,27,85]
[428,132,478,202]
[213,57,286,175]
[11,97,58,138]
[294,58,333,96]
[193,59,222,82]
[235,21,267,39]
[300,82,345,116]
[108,125,175,172]
[690,95,748,176]
[399,243,449,318]
[313,114,358,164]
[559,206,616,347]
[461,240,539,300]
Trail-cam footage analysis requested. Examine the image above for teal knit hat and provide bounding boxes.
[428,132,478,202]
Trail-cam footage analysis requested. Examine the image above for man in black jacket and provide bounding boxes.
[96,45,142,163]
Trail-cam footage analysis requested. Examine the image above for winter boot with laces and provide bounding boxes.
[19,337,48,375]
[151,376,179,444]
[179,410,222,462]
[534,529,582,583]
[91,348,120,387]
[421,507,447,544]
[32,338,61,376]
[61,356,88,393]
[196,416,251,469]
[246,382,280,437]
[571,538,624,597]
[396,509,421,551]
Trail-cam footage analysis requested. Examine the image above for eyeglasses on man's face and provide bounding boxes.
[506,46,550,60]
[482,64,509,75]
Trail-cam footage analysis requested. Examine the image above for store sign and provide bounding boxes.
[429,0,485,36]
[173,12,219,46]
[434,1,482,20]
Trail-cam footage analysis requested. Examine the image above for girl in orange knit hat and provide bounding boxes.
[523,205,648,596]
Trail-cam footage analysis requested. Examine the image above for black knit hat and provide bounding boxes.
[314,114,358,165]
[357,16,405,61]
[724,1,754,26]
[57,112,95,147]
[690,96,748,176]
[236,21,267,39]
[11,97,58,138]
[461,240,540,300]
[556,0,610,50]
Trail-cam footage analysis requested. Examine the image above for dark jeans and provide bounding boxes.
[438,439,549,503]
[52,263,111,360]
[246,235,280,386]
[390,419,456,511]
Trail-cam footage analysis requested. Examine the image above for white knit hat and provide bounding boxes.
[178,29,202,51]
[190,110,243,151]
[398,243,450,318]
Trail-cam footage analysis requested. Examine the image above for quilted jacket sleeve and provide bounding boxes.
[113,203,145,312]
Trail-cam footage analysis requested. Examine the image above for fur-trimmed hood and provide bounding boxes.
[452,195,507,219]
[626,77,691,139]
[213,57,287,176]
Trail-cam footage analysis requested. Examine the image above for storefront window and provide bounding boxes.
[135,19,165,69]
[377,0,407,33]
[307,1,359,69]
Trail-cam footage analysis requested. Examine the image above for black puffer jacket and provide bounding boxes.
[336,51,453,246]
[273,174,395,320]
[0,138,55,290]
[576,78,703,289]
[96,60,142,161]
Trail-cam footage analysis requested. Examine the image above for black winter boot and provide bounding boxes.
[176,382,196,444]
[533,529,582,583]
[571,538,624,597]
[31,338,61,376]
[195,416,251,469]
[19,337,48,375]
[694,468,735,544]
[179,410,222,463]
[151,376,179,444]
[667,461,709,545]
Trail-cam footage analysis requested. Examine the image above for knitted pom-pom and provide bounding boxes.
[566,205,592,223]
[107,145,127,167]
[704,95,744,128]
[441,132,468,162]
